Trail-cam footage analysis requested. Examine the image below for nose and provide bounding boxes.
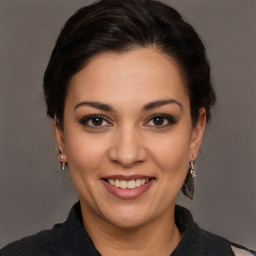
[108,126,147,168]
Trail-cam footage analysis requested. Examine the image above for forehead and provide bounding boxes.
[67,47,189,107]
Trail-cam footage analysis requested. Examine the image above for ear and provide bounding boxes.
[54,116,65,153]
[190,108,206,160]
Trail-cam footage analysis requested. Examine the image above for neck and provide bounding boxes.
[80,202,182,256]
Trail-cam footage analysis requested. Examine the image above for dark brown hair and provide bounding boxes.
[43,0,216,199]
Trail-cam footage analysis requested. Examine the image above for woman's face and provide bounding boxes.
[55,48,205,229]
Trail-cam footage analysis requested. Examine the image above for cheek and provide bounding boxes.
[153,132,191,165]
[64,131,108,176]
[150,128,191,184]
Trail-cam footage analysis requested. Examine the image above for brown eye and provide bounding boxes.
[91,117,104,126]
[152,117,165,126]
[144,114,177,128]
[79,114,111,128]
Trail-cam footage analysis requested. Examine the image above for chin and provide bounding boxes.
[107,213,151,230]
[98,203,159,230]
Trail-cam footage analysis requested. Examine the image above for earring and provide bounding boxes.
[59,153,67,171]
[189,160,196,179]
[61,162,66,171]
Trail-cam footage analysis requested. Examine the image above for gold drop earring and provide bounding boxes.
[59,153,67,171]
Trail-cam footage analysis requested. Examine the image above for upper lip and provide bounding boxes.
[102,175,155,181]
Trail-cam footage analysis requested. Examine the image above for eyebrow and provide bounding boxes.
[74,101,114,111]
[142,99,183,111]
[74,99,183,112]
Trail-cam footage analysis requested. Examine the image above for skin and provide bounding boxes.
[55,47,206,256]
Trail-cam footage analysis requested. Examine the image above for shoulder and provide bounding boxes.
[174,205,255,256]
[198,228,255,256]
[231,243,256,256]
[0,202,99,256]
[0,223,71,256]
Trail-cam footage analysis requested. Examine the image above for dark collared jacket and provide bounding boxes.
[1,202,255,256]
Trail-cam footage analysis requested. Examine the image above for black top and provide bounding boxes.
[1,202,255,256]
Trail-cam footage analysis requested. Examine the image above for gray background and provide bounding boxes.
[1,0,255,250]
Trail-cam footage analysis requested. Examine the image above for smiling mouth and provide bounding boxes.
[102,178,155,189]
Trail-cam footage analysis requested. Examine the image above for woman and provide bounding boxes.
[1,0,255,255]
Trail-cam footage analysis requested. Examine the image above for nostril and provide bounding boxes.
[108,136,147,167]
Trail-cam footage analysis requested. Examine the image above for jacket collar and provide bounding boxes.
[63,202,233,256]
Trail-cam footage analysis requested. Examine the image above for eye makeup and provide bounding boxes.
[144,113,178,128]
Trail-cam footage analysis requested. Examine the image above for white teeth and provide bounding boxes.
[107,178,151,189]
[128,180,136,189]
[135,179,142,187]
[114,180,120,187]
[120,180,128,189]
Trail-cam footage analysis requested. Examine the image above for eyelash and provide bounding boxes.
[79,114,177,129]
[79,114,111,128]
[144,114,177,128]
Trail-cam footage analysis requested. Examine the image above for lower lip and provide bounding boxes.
[102,179,154,199]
